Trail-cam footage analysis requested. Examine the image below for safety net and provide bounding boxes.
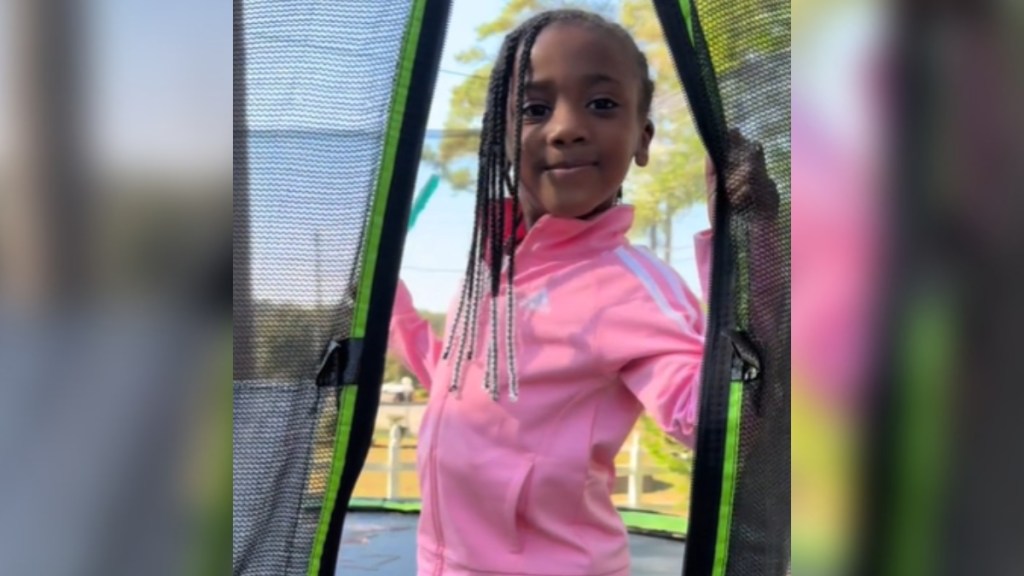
[653,0,791,575]
[232,0,450,574]
[234,0,789,575]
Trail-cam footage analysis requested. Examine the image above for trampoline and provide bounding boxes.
[339,511,685,574]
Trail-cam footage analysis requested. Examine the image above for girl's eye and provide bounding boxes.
[522,103,550,119]
[588,98,619,111]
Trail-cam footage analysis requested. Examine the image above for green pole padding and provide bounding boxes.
[408,174,440,231]
[712,381,744,576]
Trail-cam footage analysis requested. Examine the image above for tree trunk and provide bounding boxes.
[649,224,659,254]
[663,209,673,263]
[7,0,87,305]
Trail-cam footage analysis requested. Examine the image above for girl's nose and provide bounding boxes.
[546,105,589,146]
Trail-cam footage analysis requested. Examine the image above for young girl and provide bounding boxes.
[389,9,775,576]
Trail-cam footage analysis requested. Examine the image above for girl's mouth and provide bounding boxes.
[545,161,598,176]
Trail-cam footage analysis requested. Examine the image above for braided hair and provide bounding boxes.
[442,9,655,401]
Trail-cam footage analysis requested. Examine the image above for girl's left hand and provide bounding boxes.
[705,129,780,224]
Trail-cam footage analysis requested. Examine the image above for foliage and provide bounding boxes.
[696,0,790,78]
[253,302,324,381]
[638,414,693,478]
[383,309,446,386]
[619,0,709,259]
[252,301,445,390]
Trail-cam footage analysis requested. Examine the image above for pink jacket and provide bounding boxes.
[389,205,712,576]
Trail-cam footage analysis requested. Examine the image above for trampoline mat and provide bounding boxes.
[338,511,686,574]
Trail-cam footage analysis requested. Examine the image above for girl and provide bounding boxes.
[389,9,776,576]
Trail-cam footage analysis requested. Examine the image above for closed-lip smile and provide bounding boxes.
[546,160,598,171]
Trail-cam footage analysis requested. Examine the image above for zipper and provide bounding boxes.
[429,389,450,575]
[431,6,454,573]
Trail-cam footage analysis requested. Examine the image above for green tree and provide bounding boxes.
[383,309,448,386]
[697,0,790,77]
[638,414,693,477]
[620,0,708,263]
[253,302,324,381]
[697,0,791,189]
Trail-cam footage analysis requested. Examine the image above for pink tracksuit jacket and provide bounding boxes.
[389,205,712,576]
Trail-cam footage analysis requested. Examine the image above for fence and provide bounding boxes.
[364,423,689,509]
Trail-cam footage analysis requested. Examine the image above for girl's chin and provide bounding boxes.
[575,202,618,220]
[545,206,601,220]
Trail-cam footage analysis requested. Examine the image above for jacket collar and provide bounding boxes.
[516,204,634,261]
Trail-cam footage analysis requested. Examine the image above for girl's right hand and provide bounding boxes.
[705,129,780,224]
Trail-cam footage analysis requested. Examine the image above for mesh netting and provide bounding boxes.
[695,0,791,573]
[233,1,415,574]
[233,384,338,576]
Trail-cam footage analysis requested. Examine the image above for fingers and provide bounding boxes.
[728,128,745,148]
[718,129,779,216]
[709,129,780,219]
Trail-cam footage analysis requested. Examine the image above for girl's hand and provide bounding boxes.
[705,129,780,224]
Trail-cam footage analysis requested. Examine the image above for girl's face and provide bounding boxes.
[509,23,654,226]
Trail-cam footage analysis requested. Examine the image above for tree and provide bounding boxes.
[638,414,693,478]
[620,0,708,263]
[383,309,447,386]
[253,302,324,382]
[696,0,790,78]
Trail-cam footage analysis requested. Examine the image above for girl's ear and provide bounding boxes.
[634,120,655,167]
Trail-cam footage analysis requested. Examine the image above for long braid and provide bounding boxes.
[504,18,550,400]
[446,9,655,401]
[446,28,518,394]
[485,38,515,399]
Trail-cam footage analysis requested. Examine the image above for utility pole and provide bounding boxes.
[315,230,322,310]
[233,0,256,381]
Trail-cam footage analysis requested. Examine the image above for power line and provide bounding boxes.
[439,68,490,81]
[424,128,480,139]
[402,265,464,274]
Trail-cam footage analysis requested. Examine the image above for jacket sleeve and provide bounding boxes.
[388,279,442,392]
[600,234,713,449]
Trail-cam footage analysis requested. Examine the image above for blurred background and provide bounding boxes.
[2,0,1024,574]
[0,1,230,575]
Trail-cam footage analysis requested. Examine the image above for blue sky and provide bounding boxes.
[242,0,708,312]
